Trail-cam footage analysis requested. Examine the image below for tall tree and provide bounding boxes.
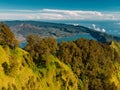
[0,23,18,48]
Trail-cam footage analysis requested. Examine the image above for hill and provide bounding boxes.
[0,23,79,90]
[0,46,79,90]
[4,21,120,43]
[1,22,120,90]
[1,38,120,90]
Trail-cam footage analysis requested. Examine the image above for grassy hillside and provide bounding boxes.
[110,42,120,90]
[110,41,120,55]
[1,22,120,90]
[0,22,80,90]
[0,46,79,90]
[1,38,120,90]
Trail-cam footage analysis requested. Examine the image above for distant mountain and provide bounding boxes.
[4,21,120,43]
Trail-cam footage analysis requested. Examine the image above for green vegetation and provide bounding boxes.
[0,23,18,48]
[0,23,78,90]
[1,23,120,90]
[25,35,58,67]
[0,45,79,90]
[57,38,120,90]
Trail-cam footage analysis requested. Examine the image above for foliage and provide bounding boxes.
[25,35,120,90]
[25,35,58,67]
[0,45,79,90]
[57,38,120,90]
[1,23,120,90]
[0,23,18,48]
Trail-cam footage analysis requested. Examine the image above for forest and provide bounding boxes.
[0,23,120,90]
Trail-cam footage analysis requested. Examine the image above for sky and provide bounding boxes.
[0,0,120,20]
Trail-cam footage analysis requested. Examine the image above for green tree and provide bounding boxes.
[0,23,18,48]
[25,35,58,67]
[57,38,119,90]
[25,34,35,56]
[43,37,58,55]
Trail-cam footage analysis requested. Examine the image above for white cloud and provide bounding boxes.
[42,9,103,16]
[91,24,106,32]
[102,29,106,32]
[0,9,120,20]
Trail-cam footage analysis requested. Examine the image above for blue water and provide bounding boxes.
[20,33,96,48]
[19,41,27,48]
[57,33,96,42]
[20,20,120,48]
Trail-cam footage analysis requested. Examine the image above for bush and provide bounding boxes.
[2,62,9,75]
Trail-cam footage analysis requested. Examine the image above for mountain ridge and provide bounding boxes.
[4,20,120,43]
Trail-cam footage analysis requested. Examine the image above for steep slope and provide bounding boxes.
[0,46,79,90]
[0,22,80,90]
[110,41,120,55]
[110,42,120,90]
[2,21,120,90]
[57,38,120,90]
[0,46,36,89]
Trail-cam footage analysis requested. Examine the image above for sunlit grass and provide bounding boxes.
[0,46,79,90]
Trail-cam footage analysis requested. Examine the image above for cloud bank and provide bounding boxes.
[0,9,120,20]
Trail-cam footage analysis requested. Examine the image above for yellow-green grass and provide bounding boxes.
[110,41,120,89]
[0,46,79,90]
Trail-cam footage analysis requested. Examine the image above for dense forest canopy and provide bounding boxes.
[25,33,120,90]
[0,23,120,90]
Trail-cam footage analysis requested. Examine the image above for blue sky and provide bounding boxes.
[0,0,120,20]
[0,0,120,11]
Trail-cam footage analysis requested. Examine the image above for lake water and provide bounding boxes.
[20,33,96,48]
[20,20,120,48]
[57,33,96,42]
